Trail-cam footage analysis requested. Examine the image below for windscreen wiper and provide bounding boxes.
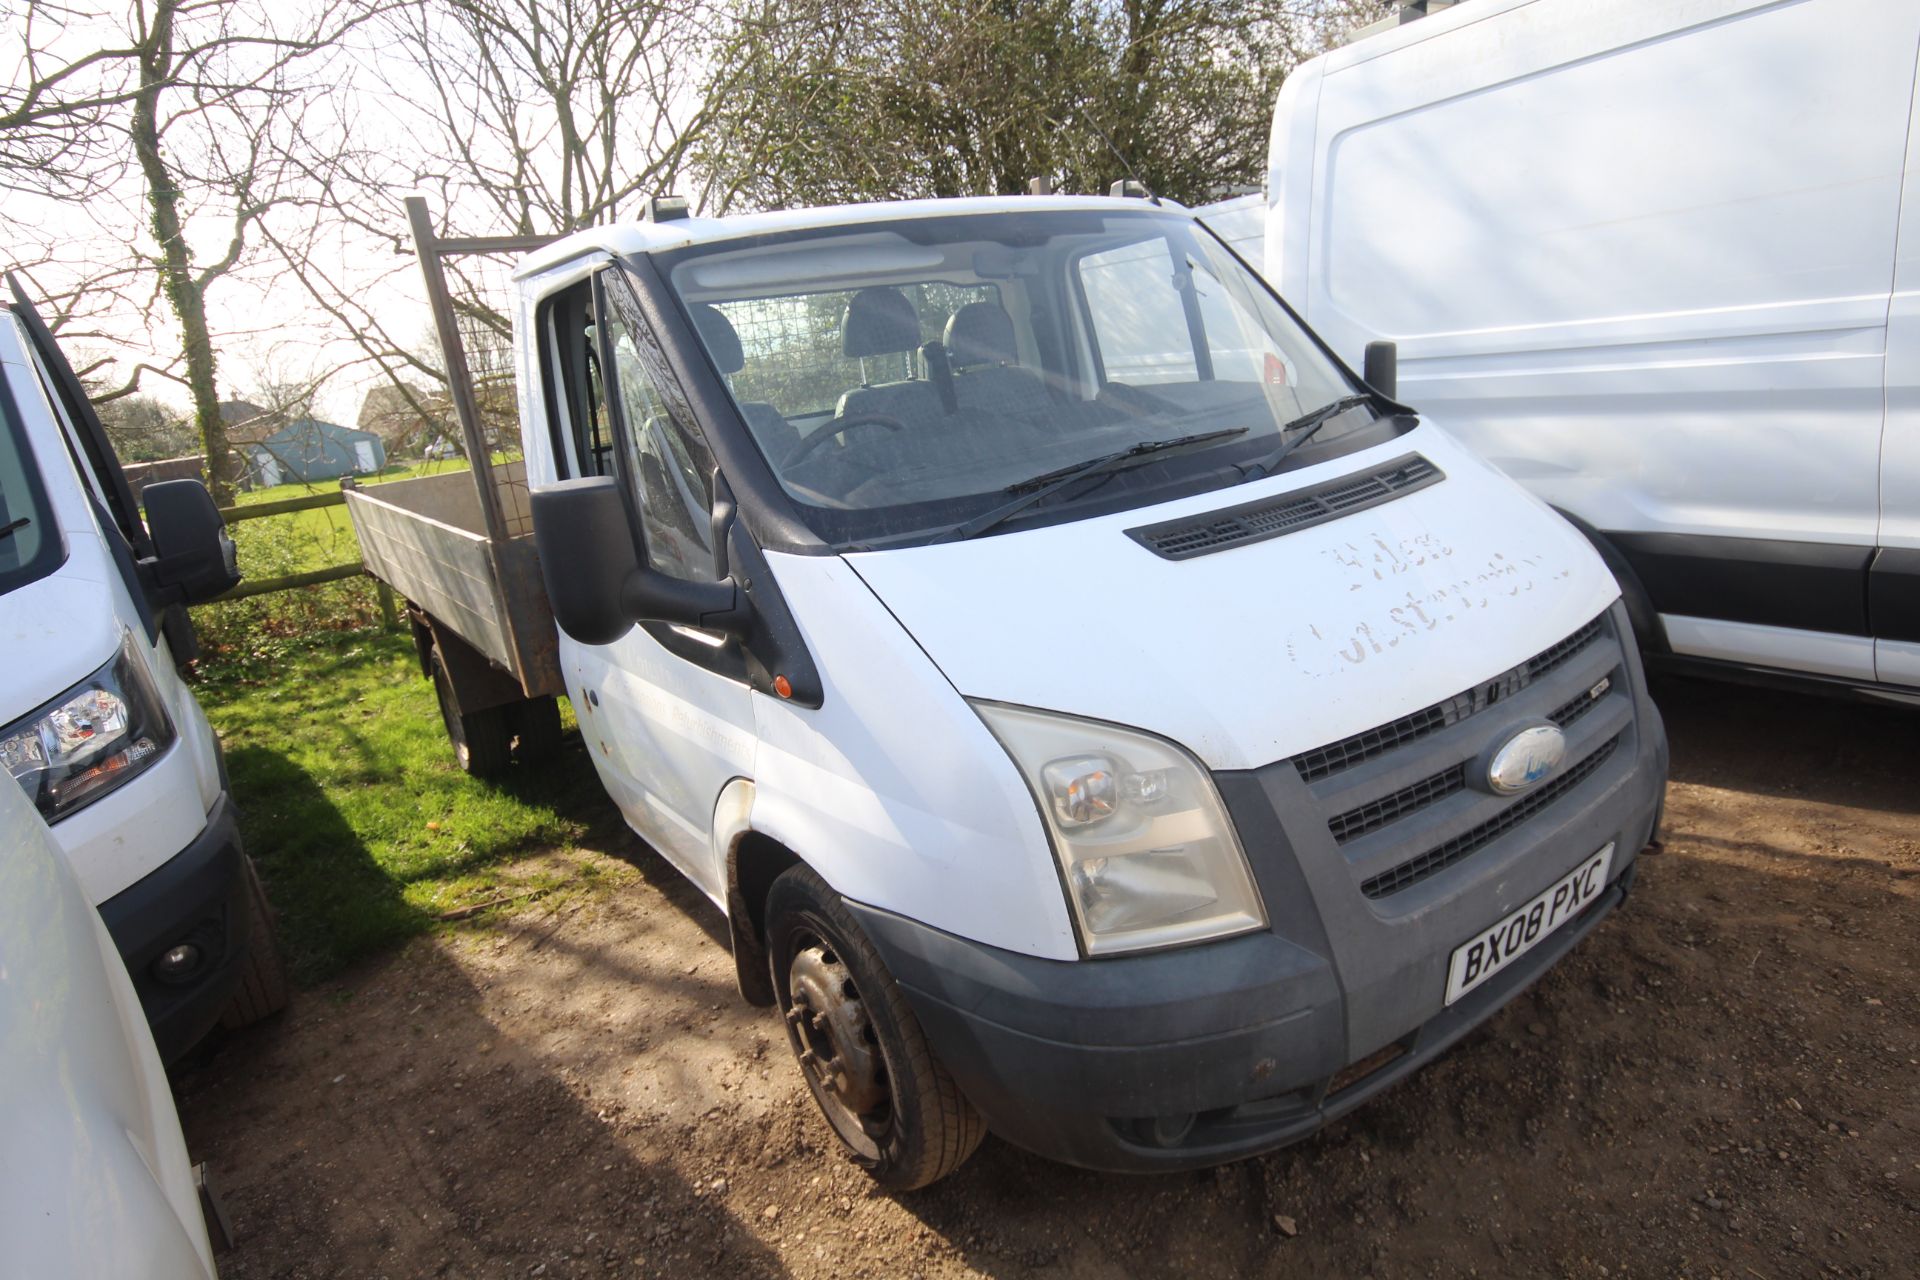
[934,427,1249,543]
[1237,394,1377,481]
[0,516,29,541]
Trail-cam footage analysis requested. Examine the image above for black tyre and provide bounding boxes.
[511,695,564,764]
[220,856,290,1030]
[431,647,511,778]
[765,865,985,1190]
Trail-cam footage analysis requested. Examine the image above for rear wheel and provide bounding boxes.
[431,647,512,778]
[220,856,289,1030]
[511,695,564,764]
[765,865,985,1190]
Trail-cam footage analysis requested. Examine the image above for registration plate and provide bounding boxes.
[1444,843,1614,1006]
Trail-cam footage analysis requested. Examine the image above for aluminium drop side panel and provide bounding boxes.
[345,481,510,664]
[343,468,563,697]
[1299,0,1910,561]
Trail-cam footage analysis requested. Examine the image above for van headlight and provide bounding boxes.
[1,634,175,822]
[973,701,1265,956]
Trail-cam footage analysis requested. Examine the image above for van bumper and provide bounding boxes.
[96,791,251,1064]
[848,863,1636,1173]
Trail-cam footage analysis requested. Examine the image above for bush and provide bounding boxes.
[191,512,384,674]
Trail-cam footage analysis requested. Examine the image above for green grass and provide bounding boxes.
[197,629,608,983]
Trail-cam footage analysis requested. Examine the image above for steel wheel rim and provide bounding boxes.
[784,927,892,1158]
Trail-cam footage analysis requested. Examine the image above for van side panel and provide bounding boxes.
[1296,0,1919,645]
[747,553,1078,962]
[1876,34,1920,685]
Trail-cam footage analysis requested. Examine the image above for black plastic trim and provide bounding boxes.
[1869,547,1920,642]
[1648,652,1920,709]
[1127,452,1442,560]
[96,791,252,1064]
[1611,531,1872,637]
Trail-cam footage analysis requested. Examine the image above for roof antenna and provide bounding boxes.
[1045,115,1160,205]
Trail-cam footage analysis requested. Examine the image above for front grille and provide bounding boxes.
[1549,674,1614,730]
[1359,735,1621,899]
[1328,765,1466,844]
[1127,453,1443,560]
[1294,614,1608,783]
[1527,616,1605,681]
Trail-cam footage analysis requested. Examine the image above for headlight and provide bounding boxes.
[973,701,1265,955]
[1,634,175,822]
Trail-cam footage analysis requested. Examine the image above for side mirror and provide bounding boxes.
[1363,340,1397,400]
[530,476,748,645]
[142,479,239,605]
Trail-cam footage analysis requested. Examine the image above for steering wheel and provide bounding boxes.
[787,412,906,466]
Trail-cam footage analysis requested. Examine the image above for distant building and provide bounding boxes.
[357,383,450,455]
[245,418,387,487]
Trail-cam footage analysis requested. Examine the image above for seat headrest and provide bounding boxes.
[944,302,1017,368]
[842,287,921,358]
[689,303,744,374]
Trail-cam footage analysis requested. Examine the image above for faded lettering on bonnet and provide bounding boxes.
[1283,531,1575,677]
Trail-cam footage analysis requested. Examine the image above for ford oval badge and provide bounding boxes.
[1487,725,1566,795]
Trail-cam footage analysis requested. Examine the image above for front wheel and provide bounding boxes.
[220,855,289,1029]
[765,865,985,1190]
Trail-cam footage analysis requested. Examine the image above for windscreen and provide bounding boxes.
[0,374,61,596]
[663,208,1372,546]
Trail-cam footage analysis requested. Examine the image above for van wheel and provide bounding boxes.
[511,695,564,764]
[431,647,511,778]
[221,856,289,1029]
[765,865,985,1190]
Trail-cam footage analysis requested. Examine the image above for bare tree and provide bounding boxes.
[1,1,373,502]
[1,0,140,199]
[258,0,739,462]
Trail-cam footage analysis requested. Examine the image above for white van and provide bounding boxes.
[1263,0,1920,701]
[0,775,222,1279]
[1,277,285,1062]
[372,194,1667,1187]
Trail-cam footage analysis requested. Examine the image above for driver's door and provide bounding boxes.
[549,267,755,901]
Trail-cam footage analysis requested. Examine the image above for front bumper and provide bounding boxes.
[855,602,1668,1173]
[96,791,252,1064]
[852,861,1637,1172]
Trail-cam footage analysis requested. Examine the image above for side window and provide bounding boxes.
[1077,238,1197,385]
[544,282,615,478]
[596,273,717,583]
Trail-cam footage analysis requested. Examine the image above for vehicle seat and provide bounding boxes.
[689,302,801,462]
[944,302,1047,417]
[835,287,940,425]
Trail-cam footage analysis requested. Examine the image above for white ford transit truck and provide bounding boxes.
[355,194,1667,1187]
[1263,0,1920,704]
[2,277,285,1063]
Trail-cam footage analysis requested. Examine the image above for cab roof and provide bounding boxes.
[511,193,1187,279]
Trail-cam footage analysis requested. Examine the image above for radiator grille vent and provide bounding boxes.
[1128,453,1441,560]
[1359,736,1621,899]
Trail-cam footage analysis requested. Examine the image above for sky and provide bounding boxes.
[3,0,651,429]
[2,1,1351,438]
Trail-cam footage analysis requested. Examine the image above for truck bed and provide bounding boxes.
[343,461,564,698]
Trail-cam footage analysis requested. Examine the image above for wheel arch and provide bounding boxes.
[713,778,803,1007]
[1552,507,1669,654]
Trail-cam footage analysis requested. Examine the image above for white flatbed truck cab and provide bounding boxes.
[1,277,286,1063]
[381,194,1667,1187]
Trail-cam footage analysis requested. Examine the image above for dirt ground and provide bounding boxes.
[176,675,1920,1279]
